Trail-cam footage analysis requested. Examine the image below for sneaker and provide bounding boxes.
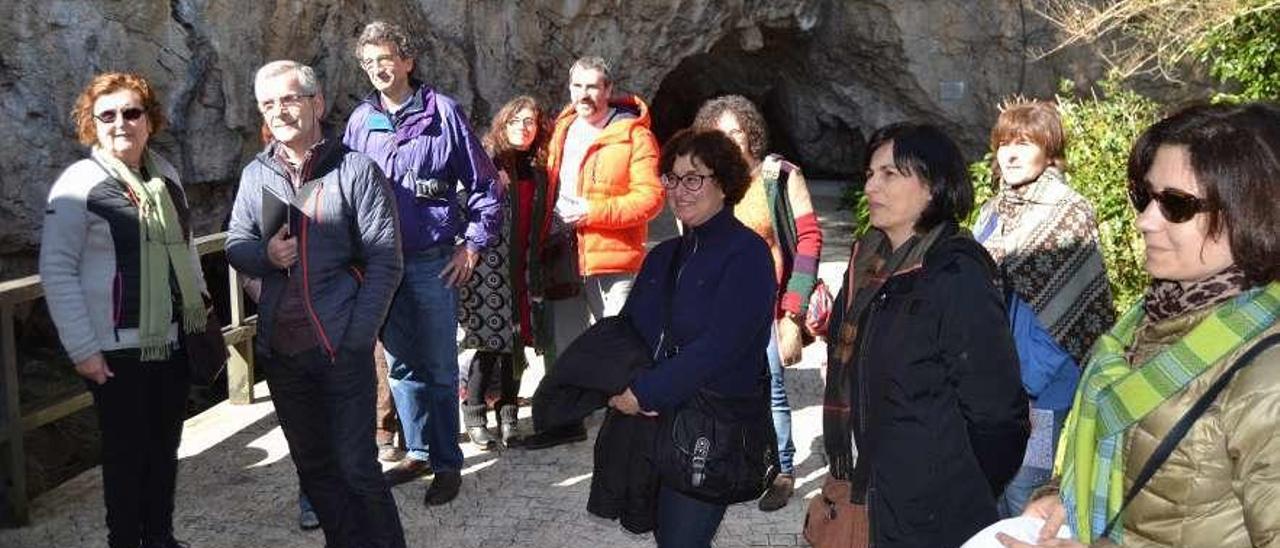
[378,442,406,463]
[382,458,432,486]
[298,493,320,530]
[520,424,587,450]
[299,507,320,530]
[424,470,461,506]
[757,473,795,512]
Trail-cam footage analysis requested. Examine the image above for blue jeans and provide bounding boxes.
[382,247,464,471]
[654,485,727,547]
[997,408,1067,518]
[768,324,795,474]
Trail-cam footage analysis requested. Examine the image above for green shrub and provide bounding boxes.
[1054,78,1161,311]
[840,78,1158,312]
[1198,3,1280,101]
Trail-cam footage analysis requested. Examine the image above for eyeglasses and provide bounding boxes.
[1128,183,1213,223]
[359,55,399,70]
[661,172,714,192]
[506,117,536,129]
[93,107,145,124]
[257,93,315,114]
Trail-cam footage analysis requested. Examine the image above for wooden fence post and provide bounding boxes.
[226,267,254,404]
[0,303,29,525]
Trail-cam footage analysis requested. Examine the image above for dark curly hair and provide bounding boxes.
[353,20,418,59]
[659,128,751,206]
[692,94,769,161]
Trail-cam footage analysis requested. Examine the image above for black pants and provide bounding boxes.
[89,349,190,548]
[464,350,518,408]
[263,347,406,548]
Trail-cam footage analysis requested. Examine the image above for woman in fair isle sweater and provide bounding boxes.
[694,95,823,511]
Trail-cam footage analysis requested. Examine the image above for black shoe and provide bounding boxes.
[757,473,795,512]
[520,424,587,450]
[424,470,461,506]
[382,458,432,486]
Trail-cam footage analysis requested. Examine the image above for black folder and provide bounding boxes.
[261,188,290,237]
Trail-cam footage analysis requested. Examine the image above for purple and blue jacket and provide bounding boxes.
[343,85,501,254]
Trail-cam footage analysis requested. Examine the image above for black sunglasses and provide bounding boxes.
[93,107,145,124]
[1128,183,1212,223]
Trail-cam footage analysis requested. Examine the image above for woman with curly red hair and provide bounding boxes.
[41,72,205,548]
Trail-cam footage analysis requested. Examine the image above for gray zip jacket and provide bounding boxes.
[39,152,206,364]
[226,139,402,360]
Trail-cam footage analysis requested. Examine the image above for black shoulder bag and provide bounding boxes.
[1101,332,1280,538]
[655,242,780,505]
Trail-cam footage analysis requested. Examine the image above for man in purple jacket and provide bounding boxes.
[344,20,501,506]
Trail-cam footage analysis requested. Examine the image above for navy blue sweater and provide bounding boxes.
[626,208,776,412]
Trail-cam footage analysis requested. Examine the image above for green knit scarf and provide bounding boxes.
[93,148,205,361]
[1057,281,1280,543]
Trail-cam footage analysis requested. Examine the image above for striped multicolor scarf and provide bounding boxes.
[1057,281,1280,543]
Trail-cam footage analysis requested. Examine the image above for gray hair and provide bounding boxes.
[570,56,612,85]
[354,20,417,59]
[254,60,321,97]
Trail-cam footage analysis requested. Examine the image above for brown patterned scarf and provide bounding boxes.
[823,224,947,483]
[1143,266,1248,322]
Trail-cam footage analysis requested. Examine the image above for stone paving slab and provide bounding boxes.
[0,181,856,548]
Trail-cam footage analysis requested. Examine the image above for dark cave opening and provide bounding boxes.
[648,26,865,180]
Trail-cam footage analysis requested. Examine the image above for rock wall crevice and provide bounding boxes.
[0,0,1102,277]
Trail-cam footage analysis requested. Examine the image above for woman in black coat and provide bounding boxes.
[823,123,1029,547]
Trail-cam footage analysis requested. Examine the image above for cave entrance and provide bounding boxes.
[649,26,864,180]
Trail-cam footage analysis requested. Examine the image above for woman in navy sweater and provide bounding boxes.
[608,128,777,546]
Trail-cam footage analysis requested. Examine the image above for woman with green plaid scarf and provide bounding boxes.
[998,103,1280,548]
[40,73,206,548]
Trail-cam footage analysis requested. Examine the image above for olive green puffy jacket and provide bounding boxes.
[1119,309,1280,547]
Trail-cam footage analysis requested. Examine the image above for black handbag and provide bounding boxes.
[657,382,780,505]
[183,305,229,388]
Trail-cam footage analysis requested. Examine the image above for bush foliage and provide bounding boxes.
[1198,3,1280,101]
[843,77,1160,312]
[1051,79,1161,311]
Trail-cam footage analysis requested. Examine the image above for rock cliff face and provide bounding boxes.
[0,0,1094,275]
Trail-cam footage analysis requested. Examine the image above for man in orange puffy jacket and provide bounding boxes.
[523,56,664,450]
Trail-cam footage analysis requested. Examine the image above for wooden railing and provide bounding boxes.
[0,232,256,526]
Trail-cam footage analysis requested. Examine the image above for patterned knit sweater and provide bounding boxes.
[733,156,822,317]
[973,167,1115,364]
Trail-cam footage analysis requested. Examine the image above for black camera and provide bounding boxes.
[413,177,450,200]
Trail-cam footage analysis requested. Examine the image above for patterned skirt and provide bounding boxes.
[458,226,518,353]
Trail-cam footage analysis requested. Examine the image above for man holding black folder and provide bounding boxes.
[343,21,502,506]
[226,60,406,548]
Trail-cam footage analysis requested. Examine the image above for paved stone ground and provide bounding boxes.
[0,181,856,548]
